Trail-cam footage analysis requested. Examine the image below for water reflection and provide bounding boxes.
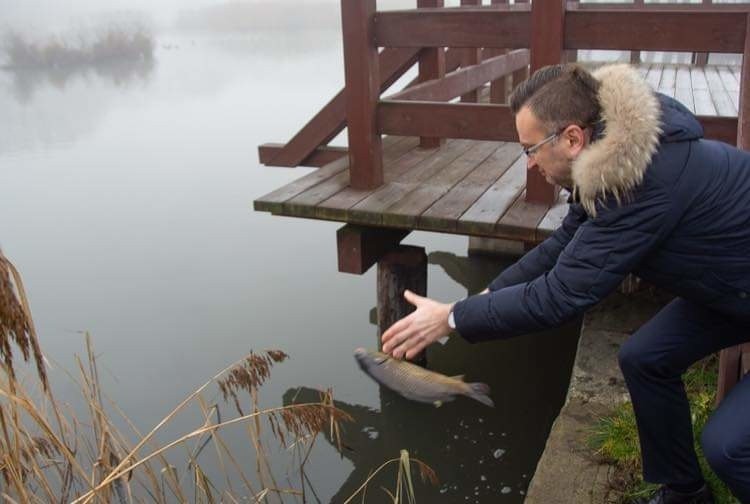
[293,251,581,503]
[2,56,155,104]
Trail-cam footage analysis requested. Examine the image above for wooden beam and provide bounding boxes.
[528,0,564,205]
[738,13,750,149]
[378,101,518,141]
[388,50,529,102]
[258,144,348,168]
[697,116,738,145]
[565,10,746,53]
[374,9,531,49]
[263,48,419,168]
[337,225,410,275]
[717,346,742,406]
[342,0,383,189]
[418,0,446,149]
[567,1,750,11]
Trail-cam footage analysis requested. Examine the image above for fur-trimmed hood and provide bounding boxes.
[571,64,702,216]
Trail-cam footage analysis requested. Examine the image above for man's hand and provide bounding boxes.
[381,290,453,360]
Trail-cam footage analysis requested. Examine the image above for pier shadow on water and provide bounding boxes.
[287,251,581,503]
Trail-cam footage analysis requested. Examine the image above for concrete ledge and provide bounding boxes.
[525,290,670,503]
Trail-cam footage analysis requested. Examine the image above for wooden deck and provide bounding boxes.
[254,62,740,243]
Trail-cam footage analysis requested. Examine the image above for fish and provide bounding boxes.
[353,348,494,408]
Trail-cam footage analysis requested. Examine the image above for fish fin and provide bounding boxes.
[467,382,494,408]
[433,400,443,408]
[450,375,465,381]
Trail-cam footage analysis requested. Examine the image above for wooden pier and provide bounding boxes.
[255,0,750,397]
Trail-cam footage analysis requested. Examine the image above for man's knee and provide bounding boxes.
[701,418,744,478]
[618,333,659,378]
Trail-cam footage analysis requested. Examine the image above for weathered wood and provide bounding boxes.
[565,11,746,53]
[457,154,527,236]
[388,50,529,102]
[388,49,529,101]
[568,1,749,11]
[496,190,551,242]
[738,13,750,149]
[382,141,502,228]
[264,48,419,168]
[528,0,563,206]
[374,9,531,49]
[337,224,410,275]
[316,138,436,220]
[378,101,518,142]
[349,140,477,226]
[342,0,383,189]
[254,156,351,214]
[717,346,743,406]
[284,137,411,218]
[698,116,739,146]
[536,189,569,240]
[259,144,348,168]
[459,0,483,103]
[420,143,523,232]
[418,0,446,149]
[377,245,428,364]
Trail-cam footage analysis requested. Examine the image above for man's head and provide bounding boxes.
[510,64,602,188]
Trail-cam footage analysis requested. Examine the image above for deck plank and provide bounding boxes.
[285,136,419,217]
[496,190,551,242]
[419,143,524,232]
[537,189,570,240]
[456,155,527,236]
[348,139,476,226]
[381,141,503,228]
[645,64,663,90]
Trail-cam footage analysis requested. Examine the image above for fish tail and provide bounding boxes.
[467,382,494,407]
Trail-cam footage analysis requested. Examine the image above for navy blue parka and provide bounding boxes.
[452,64,750,342]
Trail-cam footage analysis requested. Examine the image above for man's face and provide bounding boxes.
[515,105,586,188]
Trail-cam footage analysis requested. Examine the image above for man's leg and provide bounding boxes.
[618,298,749,488]
[701,372,750,502]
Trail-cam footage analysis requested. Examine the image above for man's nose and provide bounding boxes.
[526,155,537,170]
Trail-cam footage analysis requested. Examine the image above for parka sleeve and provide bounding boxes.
[488,203,587,291]
[453,191,673,343]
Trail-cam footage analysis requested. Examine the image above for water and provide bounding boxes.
[0,30,579,502]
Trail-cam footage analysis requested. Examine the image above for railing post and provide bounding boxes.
[341,0,384,189]
[693,0,712,66]
[630,0,644,64]
[460,0,483,103]
[527,0,564,205]
[417,0,446,149]
[718,12,750,404]
[489,0,512,104]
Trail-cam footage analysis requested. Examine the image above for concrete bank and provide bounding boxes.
[524,289,670,504]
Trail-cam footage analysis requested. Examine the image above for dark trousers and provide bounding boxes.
[618,298,750,502]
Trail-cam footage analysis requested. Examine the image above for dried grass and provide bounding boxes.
[0,251,432,502]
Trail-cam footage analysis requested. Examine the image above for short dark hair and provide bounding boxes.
[509,64,602,134]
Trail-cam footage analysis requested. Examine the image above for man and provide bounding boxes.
[381,63,750,504]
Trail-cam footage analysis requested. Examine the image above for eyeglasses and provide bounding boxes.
[522,131,561,158]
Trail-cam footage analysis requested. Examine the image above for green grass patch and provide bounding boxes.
[588,355,740,503]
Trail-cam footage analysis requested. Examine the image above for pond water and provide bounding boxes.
[0,29,580,502]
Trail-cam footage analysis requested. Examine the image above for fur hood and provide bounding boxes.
[572,64,662,216]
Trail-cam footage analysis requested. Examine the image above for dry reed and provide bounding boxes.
[0,250,434,502]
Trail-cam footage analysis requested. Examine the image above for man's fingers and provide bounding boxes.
[403,289,424,307]
[392,333,424,360]
[384,325,419,356]
[381,315,412,346]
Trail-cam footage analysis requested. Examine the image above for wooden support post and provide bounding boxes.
[341,0,384,189]
[718,12,750,404]
[418,0,446,149]
[489,0,511,104]
[693,0,712,66]
[377,246,428,364]
[527,0,564,205]
[630,0,644,64]
[460,0,482,103]
[337,224,410,275]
